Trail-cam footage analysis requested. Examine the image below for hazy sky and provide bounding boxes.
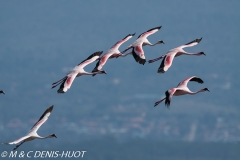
[0,0,239,149]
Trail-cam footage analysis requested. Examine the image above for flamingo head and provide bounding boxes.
[51,134,57,138]
[198,52,205,56]
[158,40,165,44]
[100,70,107,74]
[202,88,210,92]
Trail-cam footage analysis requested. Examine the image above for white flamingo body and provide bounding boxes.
[52,51,106,93]
[148,38,205,73]
[3,106,56,150]
[121,26,164,65]
[92,33,135,74]
[154,76,209,108]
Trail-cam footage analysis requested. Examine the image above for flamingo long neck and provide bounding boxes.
[144,40,159,46]
[188,89,204,95]
[92,71,102,75]
[84,71,104,75]
[182,51,203,56]
[38,135,53,139]
[149,41,160,46]
[83,72,95,75]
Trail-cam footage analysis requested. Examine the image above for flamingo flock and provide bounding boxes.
[2,26,209,150]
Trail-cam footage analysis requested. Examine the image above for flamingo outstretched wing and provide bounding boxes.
[177,76,204,88]
[132,44,146,65]
[77,51,103,68]
[165,88,177,108]
[157,53,175,73]
[111,33,135,50]
[28,105,54,134]
[180,38,202,48]
[3,136,30,145]
[138,26,162,38]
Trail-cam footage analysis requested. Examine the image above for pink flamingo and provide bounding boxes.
[52,51,106,93]
[92,33,135,76]
[120,26,164,65]
[154,76,209,108]
[3,105,56,150]
[149,38,205,73]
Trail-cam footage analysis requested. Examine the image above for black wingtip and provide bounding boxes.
[95,51,103,56]
[47,105,54,112]
[57,89,65,94]
[190,77,204,84]
[154,26,162,30]
[123,33,136,40]
[196,37,202,43]
[165,102,170,108]
[185,37,203,45]
[157,68,165,74]
[148,26,162,32]
[165,101,171,109]
[139,59,146,65]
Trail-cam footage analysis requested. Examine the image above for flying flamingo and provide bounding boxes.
[120,26,164,65]
[148,38,205,73]
[3,105,56,150]
[154,76,209,108]
[91,33,135,76]
[52,51,106,93]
